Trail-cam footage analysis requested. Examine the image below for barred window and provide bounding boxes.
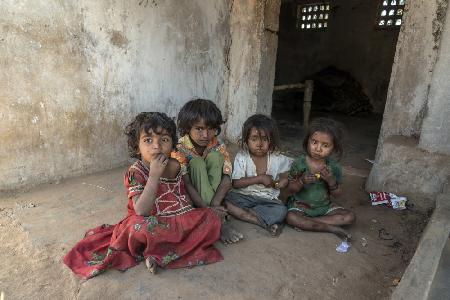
[377,0,406,28]
[296,3,330,30]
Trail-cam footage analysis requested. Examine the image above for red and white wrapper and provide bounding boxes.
[369,192,407,209]
[369,192,391,205]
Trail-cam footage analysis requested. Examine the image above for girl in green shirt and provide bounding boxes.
[286,118,355,240]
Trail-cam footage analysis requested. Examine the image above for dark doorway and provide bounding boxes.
[272,0,402,170]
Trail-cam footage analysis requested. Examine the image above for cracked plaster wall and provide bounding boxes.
[0,0,231,191]
[419,0,450,155]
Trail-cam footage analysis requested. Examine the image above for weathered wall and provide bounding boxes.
[366,0,450,210]
[379,0,444,139]
[225,0,281,142]
[419,0,450,155]
[275,0,400,112]
[0,0,231,191]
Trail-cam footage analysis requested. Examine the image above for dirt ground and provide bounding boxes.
[0,112,429,300]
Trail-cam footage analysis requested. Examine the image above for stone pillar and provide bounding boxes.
[256,0,281,114]
[376,0,442,143]
[419,1,450,156]
[225,0,281,142]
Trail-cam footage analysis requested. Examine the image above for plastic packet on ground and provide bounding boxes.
[389,195,407,210]
[369,192,407,209]
[336,241,350,253]
[369,192,391,205]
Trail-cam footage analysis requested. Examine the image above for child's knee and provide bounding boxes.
[345,211,356,224]
[285,211,297,225]
[286,210,309,226]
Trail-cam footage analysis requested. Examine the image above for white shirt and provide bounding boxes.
[231,151,293,200]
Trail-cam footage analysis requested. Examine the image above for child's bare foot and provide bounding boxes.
[145,257,157,274]
[293,226,303,232]
[220,222,244,244]
[332,227,352,241]
[268,223,284,237]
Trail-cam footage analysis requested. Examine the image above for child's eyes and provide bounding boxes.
[195,127,216,133]
[249,138,269,143]
[143,137,171,144]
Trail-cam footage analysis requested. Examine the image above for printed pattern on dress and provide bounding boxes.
[126,161,149,199]
[125,160,193,217]
[155,177,193,216]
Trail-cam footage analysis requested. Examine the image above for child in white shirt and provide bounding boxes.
[225,114,293,236]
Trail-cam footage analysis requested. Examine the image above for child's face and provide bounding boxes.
[138,127,173,165]
[189,118,217,147]
[247,127,270,157]
[307,131,334,160]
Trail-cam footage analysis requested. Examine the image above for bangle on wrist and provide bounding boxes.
[328,182,339,191]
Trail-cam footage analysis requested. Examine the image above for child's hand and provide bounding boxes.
[211,206,228,218]
[258,175,274,187]
[149,154,168,178]
[277,177,289,189]
[319,166,336,186]
[301,173,318,185]
[287,178,303,193]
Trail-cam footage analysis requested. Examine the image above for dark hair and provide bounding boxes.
[303,118,344,159]
[125,112,177,159]
[177,99,225,136]
[240,114,280,153]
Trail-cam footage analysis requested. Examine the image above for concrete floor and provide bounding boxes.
[428,237,450,300]
[0,110,428,299]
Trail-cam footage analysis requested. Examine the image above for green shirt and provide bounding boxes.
[288,154,342,211]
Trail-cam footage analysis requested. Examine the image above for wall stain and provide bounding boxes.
[110,30,129,48]
[139,0,158,8]
[432,0,448,49]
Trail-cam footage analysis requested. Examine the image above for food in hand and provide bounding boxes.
[314,173,321,179]
[272,180,280,189]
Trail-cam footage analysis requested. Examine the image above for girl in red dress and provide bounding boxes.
[63,112,222,279]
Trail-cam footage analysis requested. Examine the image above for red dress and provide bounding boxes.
[63,160,223,279]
